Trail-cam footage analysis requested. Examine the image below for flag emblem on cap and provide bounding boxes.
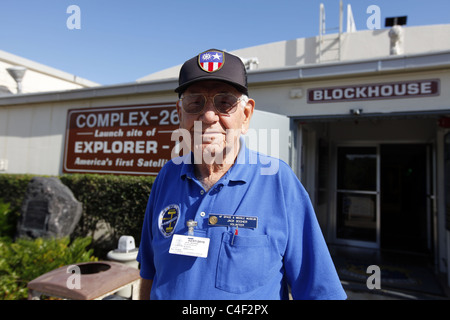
[198,50,224,72]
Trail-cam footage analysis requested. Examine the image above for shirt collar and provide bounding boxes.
[179,136,249,185]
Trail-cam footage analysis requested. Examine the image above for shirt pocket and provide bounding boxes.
[215,232,271,294]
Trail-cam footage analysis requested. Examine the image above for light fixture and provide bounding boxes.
[6,66,27,94]
[350,108,363,116]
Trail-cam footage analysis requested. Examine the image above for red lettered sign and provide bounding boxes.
[63,104,179,175]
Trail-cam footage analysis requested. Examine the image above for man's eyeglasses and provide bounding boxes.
[179,93,245,115]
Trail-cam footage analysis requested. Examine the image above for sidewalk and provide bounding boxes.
[330,245,450,300]
[343,280,449,300]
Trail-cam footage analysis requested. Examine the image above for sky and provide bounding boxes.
[1,0,449,86]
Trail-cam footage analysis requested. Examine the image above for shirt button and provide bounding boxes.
[200,211,206,217]
[200,190,205,195]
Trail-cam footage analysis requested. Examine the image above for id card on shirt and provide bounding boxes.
[169,234,210,258]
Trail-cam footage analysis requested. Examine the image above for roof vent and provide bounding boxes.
[241,57,259,71]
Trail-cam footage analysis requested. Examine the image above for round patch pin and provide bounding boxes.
[198,50,224,73]
[158,204,180,238]
[209,215,218,225]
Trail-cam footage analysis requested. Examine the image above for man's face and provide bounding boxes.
[176,80,254,164]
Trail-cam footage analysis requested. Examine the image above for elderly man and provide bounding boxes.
[137,49,346,300]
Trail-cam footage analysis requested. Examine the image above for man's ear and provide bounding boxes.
[176,99,183,123]
[241,99,255,135]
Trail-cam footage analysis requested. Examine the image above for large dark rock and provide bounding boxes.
[17,177,82,239]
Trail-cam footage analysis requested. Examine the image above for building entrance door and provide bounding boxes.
[335,144,431,253]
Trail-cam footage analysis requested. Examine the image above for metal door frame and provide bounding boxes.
[331,140,436,251]
[331,143,380,249]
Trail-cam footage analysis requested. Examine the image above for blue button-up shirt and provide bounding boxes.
[137,138,346,300]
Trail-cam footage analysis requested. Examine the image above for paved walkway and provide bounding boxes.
[330,245,450,300]
[343,280,449,300]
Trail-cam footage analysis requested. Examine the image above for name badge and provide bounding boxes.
[208,214,258,229]
[169,234,210,258]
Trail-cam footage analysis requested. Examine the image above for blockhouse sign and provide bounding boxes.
[307,79,440,103]
[63,104,179,175]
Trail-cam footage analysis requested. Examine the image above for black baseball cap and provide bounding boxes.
[175,49,248,96]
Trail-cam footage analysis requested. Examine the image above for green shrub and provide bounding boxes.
[0,175,33,238]
[0,174,34,211]
[0,236,97,300]
[0,201,14,238]
[60,174,154,255]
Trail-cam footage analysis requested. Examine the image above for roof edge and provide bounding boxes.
[0,49,100,87]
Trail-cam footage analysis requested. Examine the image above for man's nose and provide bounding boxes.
[200,98,220,121]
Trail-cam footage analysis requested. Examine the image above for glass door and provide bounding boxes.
[336,146,379,247]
